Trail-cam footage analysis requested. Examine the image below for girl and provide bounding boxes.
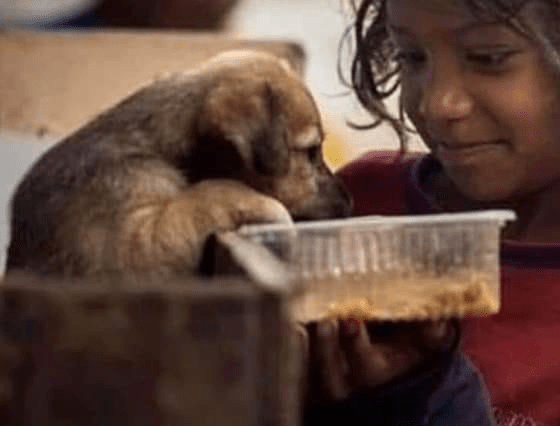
[304,0,560,425]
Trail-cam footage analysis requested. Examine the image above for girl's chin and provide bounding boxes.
[448,175,515,206]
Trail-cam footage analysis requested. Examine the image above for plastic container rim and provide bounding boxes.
[239,209,516,235]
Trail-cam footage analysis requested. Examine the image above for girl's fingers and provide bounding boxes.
[340,319,393,387]
[418,319,456,351]
[309,319,450,402]
[340,319,423,388]
[316,319,350,400]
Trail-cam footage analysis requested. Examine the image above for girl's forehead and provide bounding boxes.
[385,0,527,39]
[386,0,478,27]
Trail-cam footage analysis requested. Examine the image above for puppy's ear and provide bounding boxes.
[250,83,290,176]
[196,81,290,177]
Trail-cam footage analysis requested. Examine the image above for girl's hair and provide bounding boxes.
[341,0,560,151]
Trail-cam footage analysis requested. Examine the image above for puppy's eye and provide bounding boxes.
[306,145,322,164]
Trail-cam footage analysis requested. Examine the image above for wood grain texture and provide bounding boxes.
[0,271,299,426]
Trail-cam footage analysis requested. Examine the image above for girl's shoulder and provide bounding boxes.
[336,150,425,216]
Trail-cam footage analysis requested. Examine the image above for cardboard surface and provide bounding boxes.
[0,29,305,138]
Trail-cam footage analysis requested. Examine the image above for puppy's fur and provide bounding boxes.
[6,50,352,277]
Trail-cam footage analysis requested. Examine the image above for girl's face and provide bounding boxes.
[387,0,560,202]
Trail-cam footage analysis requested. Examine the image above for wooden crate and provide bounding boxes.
[0,270,300,426]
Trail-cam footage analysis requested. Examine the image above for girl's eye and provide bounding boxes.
[395,49,427,69]
[464,49,519,69]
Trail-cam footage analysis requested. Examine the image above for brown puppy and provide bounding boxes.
[6,50,352,277]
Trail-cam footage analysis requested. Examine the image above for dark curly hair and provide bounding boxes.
[340,0,560,151]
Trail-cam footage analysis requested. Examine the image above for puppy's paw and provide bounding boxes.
[187,179,294,230]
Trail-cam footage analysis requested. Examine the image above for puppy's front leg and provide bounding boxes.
[111,180,293,273]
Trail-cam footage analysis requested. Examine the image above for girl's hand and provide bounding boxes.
[300,318,456,403]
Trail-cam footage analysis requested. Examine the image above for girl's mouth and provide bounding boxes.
[436,140,508,165]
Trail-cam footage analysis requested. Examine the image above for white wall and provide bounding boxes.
[0,131,56,275]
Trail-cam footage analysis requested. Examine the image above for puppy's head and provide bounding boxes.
[190,50,353,220]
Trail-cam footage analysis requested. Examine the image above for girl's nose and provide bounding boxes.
[418,63,473,122]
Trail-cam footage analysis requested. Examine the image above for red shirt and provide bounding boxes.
[337,151,560,425]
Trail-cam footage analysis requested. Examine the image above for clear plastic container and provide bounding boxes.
[239,210,516,321]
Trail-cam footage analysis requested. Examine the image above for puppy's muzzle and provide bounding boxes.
[292,177,353,222]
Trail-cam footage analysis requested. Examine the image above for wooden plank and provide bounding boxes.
[0,270,299,426]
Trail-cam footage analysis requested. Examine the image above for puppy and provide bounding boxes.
[6,50,352,277]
